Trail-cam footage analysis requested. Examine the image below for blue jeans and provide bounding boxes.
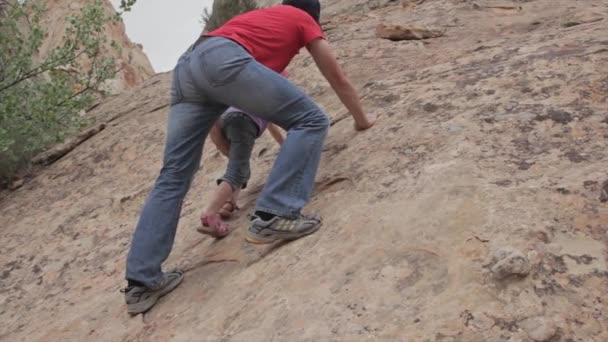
[126,37,329,287]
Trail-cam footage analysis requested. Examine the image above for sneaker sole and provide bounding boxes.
[245,222,322,244]
[127,273,184,314]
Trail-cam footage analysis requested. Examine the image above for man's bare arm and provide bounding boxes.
[306,38,375,131]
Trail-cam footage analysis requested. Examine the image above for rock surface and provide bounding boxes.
[37,0,155,93]
[375,23,444,40]
[1,0,607,341]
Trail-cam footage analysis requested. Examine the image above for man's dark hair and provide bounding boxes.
[282,0,321,24]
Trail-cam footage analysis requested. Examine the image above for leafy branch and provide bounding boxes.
[0,0,127,184]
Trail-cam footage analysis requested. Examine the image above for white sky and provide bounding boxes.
[110,0,214,72]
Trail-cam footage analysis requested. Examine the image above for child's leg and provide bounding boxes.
[231,188,241,203]
[219,188,241,219]
[201,112,258,223]
[203,181,234,218]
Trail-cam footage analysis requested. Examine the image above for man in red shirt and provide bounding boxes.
[123,0,375,314]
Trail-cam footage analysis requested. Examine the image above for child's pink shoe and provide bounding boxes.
[198,213,231,238]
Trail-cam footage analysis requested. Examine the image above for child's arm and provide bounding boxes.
[209,121,230,157]
[267,124,284,145]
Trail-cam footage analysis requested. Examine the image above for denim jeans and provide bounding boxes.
[217,111,259,190]
[126,37,329,287]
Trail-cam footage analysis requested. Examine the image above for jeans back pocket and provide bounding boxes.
[196,41,253,87]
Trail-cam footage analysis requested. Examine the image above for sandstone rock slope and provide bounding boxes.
[37,0,155,93]
[1,0,607,341]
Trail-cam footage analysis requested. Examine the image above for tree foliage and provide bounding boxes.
[118,0,137,12]
[201,0,258,32]
[0,0,260,185]
[0,0,128,184]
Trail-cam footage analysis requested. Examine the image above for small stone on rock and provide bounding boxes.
[487,246,531,279]
[520,316,557,341]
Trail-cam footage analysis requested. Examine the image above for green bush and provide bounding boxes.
[202,0,258,32]
[0,0,128,185]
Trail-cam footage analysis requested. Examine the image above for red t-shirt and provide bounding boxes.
[206,5,326,73]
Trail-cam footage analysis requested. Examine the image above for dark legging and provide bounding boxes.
[216,111,259,190]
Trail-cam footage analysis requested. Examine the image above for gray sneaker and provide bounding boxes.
[246,213,322,244]
[121,269,184,314]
